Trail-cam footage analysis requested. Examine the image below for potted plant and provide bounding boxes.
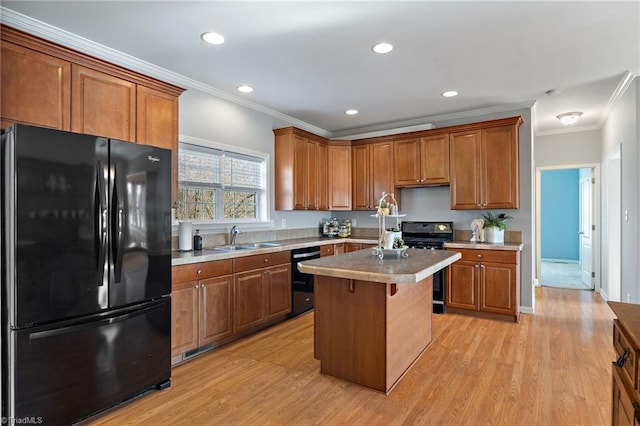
[384,227,402,249]
[482,211,512,243]
[377,200,390,216]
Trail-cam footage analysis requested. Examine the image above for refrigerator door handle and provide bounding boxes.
[94,163,107,287]
[111,164,123,283]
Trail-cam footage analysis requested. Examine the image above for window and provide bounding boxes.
[176,140,268,223]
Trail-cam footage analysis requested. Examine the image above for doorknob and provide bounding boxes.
[578,231,584,235]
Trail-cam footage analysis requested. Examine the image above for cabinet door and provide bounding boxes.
[328,144,352,210]
[136,85,179,202]
[394,138,421,186]
[305,140,319,210]
[447,261,479,310]
[292,135,307,210]
[479,262,517,315]
[233,270,266,333]
[317,142,329,210]
[171,280,199,357]
[199,275,234,346]
[345,243,362,253]
[71,65,136,141]
[612,365,640,426]
[352,144,370,210]
[1,41,71,130]
[450,130,482,209]
[370,141,395,204]
[266,264,292,319]
[481,125,519,209]
[421,134,450,185]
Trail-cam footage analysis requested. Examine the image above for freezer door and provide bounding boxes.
[3,125,109,328]
[8,298,171,424]
[109,140,171,307]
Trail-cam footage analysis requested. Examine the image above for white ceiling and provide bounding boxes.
[2,1,639,137]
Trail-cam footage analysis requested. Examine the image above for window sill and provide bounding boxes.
[171,220,275,236]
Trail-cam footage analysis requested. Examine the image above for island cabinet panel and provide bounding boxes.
[446,248,520,322]
[608,302,640,426]
[450,117,522,210]
[328,142,352,210]
[314,276,432,393]
[171,259,233,359]
[71,65,137,141]
[1,41,71,130]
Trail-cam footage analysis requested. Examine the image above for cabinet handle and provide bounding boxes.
[475,264,480,268]
[615,348,630,367]
[264,258,269,263]
[197,269,202,275]
[477,254,482,258]
[480,265,485,269]
[264,270,270,275]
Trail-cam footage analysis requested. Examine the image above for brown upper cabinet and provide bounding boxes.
[328,141,352,210]
[274,127,329,211]
[0,25,184,202]
[449,117,522,210]
[394,134,450,187]
[0,40,71,130]
[353,141,395,210]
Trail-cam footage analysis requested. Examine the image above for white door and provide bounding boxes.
[579,168,593,288]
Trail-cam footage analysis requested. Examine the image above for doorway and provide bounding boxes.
[536,165,600,291]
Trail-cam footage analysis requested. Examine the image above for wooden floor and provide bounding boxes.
[88,287,615,425]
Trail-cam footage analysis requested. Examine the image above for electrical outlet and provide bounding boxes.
[281,219,286,228]
[352,219,357,227]
[627,294,631,303]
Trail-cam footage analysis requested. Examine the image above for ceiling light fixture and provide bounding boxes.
[345,109,359,115]
[556,111,583,125]
[200,32,225,45]
[237,85,254,93]
[372,42,393,54]
[441,90,458,98]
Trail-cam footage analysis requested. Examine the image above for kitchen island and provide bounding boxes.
[298,248,461,393]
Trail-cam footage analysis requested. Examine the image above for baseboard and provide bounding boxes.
[541,258,579,264]
[520,306,535,315]
[599,289,609,302]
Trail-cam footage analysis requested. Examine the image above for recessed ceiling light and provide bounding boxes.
[372,42,393,54]
[237,85,254,93]
[441,90,458,98]
[200,32,225,45]
[556,111,583,125]
[345,109,359,115]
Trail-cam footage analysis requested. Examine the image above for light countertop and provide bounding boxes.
[171,237,378,266]
[298,248,461,284]
[444,241,524,251]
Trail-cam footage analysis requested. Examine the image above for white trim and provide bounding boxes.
[171,220,275,236]
[520,306,535,315]
[179,134,268,161]
[541,258,579,264]
[535,163,601,293]
[535,124,601,137]
[598,71,637,128]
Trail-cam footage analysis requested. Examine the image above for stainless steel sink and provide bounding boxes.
[238,242,282,249]
[210,245,253,251]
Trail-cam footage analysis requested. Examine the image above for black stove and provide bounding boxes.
[401,221,454,314]
[401,221,454,249]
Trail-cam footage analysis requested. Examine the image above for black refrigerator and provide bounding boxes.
[1,124,172,424]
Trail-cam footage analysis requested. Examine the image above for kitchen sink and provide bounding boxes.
[210,245,253,251]
[238,242,282,249]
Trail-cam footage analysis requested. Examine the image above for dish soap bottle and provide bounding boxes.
[193,229,203,251]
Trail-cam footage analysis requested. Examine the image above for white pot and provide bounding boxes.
[384,231,402,249]
[484,227,504,244]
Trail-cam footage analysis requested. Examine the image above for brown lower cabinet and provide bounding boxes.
[320,243,345,257]
[446,248,520,322]
[171,251,292,363]
[345,242,377,253]
[609,302,640,426]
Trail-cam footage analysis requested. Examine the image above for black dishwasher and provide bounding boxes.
[289,246,321,318]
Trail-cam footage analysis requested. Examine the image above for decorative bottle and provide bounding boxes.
[193,229,203,251]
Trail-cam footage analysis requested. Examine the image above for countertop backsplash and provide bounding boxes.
[454,229,522,243]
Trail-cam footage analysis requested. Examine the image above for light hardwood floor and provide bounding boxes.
[87,287,615,425]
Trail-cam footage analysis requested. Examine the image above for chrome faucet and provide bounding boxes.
[230,225,241,245]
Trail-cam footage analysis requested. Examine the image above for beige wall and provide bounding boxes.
[535,130,601,167]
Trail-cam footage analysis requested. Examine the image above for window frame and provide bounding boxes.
[175,135,271,230]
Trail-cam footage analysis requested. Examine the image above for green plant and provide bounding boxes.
[392,237,404,249]
[482,211,512,230]
[378,200,388,208]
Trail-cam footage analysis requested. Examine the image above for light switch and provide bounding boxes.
[624,210,629,221]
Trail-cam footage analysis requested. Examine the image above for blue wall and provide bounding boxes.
[541,169,580,260]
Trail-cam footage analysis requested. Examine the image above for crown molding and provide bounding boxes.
[598,70,637,128]
[0,7,331,138]
[535,124,601,137]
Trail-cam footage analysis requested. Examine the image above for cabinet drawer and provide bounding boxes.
[234,250,290,272]
[449,248,517,264]
[614,319,639,390]
[172,259,233,284]
[321,245,335,257]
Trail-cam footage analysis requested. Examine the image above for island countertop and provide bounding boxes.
[298,248,461,283]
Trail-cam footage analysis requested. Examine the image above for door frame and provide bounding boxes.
[535,163,601,292]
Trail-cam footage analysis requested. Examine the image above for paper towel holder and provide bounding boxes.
[178,221,193,251]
